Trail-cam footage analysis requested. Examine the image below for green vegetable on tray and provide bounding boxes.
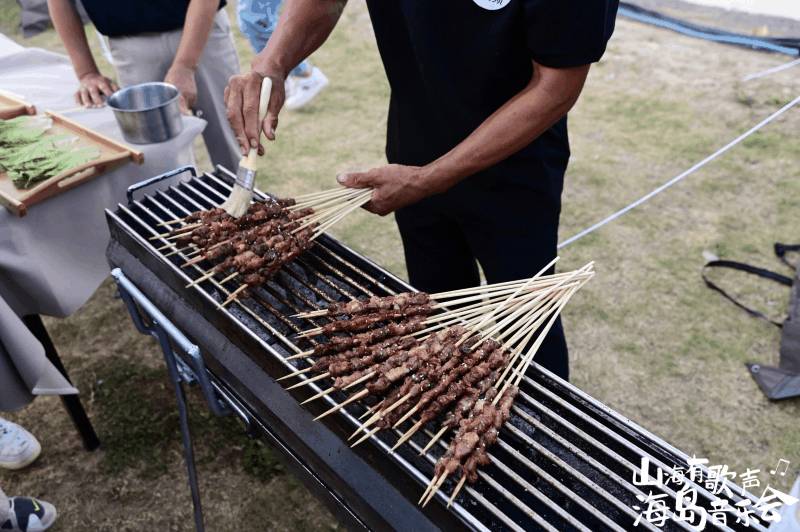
[0,115,100,189]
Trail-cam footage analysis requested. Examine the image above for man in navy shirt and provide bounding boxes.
[225,0,618,380]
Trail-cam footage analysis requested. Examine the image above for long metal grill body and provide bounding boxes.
[106,166,763,532]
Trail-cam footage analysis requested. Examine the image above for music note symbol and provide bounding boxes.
[770,458,790,476]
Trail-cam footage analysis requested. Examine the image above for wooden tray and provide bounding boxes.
[0,111,144,217]
[0,91,36,120]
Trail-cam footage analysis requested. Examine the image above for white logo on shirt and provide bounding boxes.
[472,0,510,10]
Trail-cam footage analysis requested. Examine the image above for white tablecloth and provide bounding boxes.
[0,34,206,410]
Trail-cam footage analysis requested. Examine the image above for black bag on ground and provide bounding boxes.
[702,243,800,400]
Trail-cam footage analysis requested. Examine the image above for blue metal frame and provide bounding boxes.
[111,268,235,532]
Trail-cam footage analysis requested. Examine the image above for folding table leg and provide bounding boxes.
[22,315,101,451]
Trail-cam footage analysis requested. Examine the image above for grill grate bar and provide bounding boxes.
[416,420,624,532]
[520,377,758,517]
[403,437,531,532]
[501,425,663,532]
[518,380,754,531]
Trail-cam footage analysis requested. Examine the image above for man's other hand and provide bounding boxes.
[337,164,433,216]
[224,70,285,155]
[165,64,198,114]
[76,72,118,108]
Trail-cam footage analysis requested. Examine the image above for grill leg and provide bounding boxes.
[22,315,100,452]
[155,328,206,532]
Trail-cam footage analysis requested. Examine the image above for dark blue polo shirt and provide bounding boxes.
[80,0,226,37]
[364,0,618,200]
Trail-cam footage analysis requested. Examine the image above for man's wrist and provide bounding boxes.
[76,66,101,81]
[418,162,460,195]
[252,56,289,80]
[170,60,197,73]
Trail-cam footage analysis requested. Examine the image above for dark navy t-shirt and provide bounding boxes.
[80,0,226,37]
[364,0,618,200]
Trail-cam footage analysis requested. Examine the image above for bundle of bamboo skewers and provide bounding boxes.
[281,258,594,507]
[151,186,373,306]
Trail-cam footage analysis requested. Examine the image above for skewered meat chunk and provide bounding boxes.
[321,336,419,376]
[433,386,518,487]
[325,293,431,316]
[309,316,427,358]
[317,306,433,336]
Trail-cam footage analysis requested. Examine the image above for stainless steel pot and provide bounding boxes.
[107,82,183,144]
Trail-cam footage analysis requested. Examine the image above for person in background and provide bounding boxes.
[0,417,57,532]
[237,0,328,110]
[47,0,242,171]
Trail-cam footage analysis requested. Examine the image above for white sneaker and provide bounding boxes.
[0,418,41,470]
[284,67,329,110]
[2,497,57,532]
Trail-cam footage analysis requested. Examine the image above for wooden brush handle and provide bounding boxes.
[242,76,273,171]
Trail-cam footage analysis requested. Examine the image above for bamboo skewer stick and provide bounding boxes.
[351,391,414,439]
[291,187,360,208]
[314,389,369,420]
[220,285,248,308]
[295,370,374,401]
[293,271,594,319]
[149,223,201,240]
[422,474,449,507]
[219,271,238,284]
[420,425,449,456]
[286,372,329,390]
[454,257,558,348]
[284,349,314,361]
[392,403,421,429]
[350,426,381,447]
[156,218,186,227]
[276,366,314,381]
[391,420,423,451]
[419,474,441,504]
[447,475,468,508]
[291,189,366,212]
[295,291,528,339]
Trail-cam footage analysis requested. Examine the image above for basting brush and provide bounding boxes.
[222,76,272,218]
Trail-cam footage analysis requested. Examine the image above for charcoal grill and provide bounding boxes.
[106,165,764,531]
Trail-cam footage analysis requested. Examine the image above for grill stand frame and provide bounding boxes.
[112,267,231,532]
[106,246,451,531]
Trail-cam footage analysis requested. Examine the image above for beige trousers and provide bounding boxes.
[107,10,241,171]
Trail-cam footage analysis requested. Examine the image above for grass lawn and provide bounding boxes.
[1,1,799,530]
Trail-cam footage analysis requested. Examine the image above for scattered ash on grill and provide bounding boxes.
[507,401,540,439]
[277,265,320,305]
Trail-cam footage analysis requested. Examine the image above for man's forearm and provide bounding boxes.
[422,62,591,193]
[47,0,99,78]
[252,0,346,77]
[173,0,219,70]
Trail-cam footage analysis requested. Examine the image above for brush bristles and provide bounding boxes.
[222,185,253,218]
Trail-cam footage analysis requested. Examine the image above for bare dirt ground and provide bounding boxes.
[1,1,799,530]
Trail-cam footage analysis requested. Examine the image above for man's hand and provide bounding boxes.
[336,164,434,216]
[225,70,285,155]
[76,72,118,108]
[165,64,198,114]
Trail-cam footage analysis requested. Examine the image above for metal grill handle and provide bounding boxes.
[126,165,197,204]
